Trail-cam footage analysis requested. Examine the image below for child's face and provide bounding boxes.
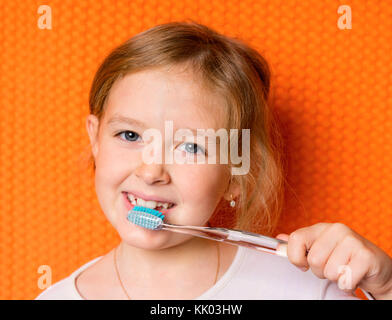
[86,65,235,249]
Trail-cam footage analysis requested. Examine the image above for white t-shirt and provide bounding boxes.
[35,246,362,300]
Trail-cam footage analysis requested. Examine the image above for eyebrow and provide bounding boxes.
[107,114,216,137]
[107,115,147,128]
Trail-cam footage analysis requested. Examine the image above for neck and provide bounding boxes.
[116,237,218,286]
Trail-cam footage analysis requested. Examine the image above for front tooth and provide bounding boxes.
[129,195,171,209]
[136,198,145,206]
[138,198,158,209]
[146,201,158,209]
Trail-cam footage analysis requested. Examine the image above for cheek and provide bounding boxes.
[173,164,228,223]
[95,150,121,192]
[179,163,227,196]
[95,140,137,184]
[93,143,135,217]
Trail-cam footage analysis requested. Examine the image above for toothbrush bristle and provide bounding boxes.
[127,206,165,230]
[132,206,165,220]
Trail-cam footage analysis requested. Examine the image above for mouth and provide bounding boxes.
[122,192,177,215]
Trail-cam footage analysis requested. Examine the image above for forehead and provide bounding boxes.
[103,66,228,130]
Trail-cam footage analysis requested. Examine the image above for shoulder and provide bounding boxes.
[35,256,103,300]
[221,247,358,299]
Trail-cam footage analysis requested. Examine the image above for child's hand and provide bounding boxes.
[276,223,392,299]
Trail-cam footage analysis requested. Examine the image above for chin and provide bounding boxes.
[116,222,194,250]
[114,220,175,250]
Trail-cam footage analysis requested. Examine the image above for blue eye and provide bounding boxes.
[116,131,141,142]
[115,131,206,155]
[179,142,206,155]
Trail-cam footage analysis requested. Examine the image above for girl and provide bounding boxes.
[36,21,392,300]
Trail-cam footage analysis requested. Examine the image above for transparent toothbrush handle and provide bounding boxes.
[226,229,288,257]
[162,224,288,257]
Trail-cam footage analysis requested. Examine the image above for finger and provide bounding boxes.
[322,235,371,293]
[287,223,330,270]
[306,223,351,279]
[339,246,373,292]
[276,233,289,241]
[323,237,352,283]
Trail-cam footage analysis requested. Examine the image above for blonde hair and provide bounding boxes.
[88,21,286,235]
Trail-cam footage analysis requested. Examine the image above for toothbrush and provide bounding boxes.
[127,206,377,299]
[127,206,288,257]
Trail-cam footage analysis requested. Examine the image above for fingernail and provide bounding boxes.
[296,266,308,272]
[338,274,347,290]
[337,265,353,290]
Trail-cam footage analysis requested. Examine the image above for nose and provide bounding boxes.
[134,162,171,185]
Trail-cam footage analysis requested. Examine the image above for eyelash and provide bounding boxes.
[115,130,206,155]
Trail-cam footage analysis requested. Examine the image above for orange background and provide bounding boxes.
[0,0,391,300]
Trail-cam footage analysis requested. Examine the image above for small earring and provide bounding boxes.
[229,194,236,208]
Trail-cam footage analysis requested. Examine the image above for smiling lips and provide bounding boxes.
[122,192,176,214]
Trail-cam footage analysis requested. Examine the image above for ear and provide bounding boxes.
[86,114,100,159]
[223,175,241,201]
